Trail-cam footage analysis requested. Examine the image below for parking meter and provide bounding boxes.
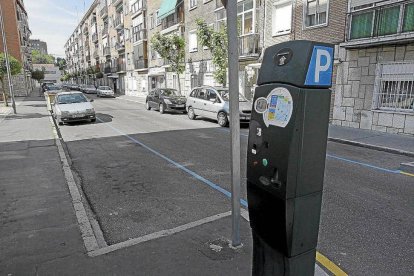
[246,40,334,275]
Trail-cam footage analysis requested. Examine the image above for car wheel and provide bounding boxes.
[217,112,228,127]
[187,107,196,120]
[97,93,100,97]
[91,118,96,123]
[159,103,165,114]
[145,101,151,110]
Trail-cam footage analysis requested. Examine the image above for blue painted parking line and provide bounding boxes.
[97,118,249,208]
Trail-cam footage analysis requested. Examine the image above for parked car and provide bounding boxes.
[145,88,187,114]
[186,86,252,127]
[41,82,55,92]
[79,84,87,93]
[83,85,97,94]
[52,91,95,125]
[96,86,114,97]
[44,85,62,93]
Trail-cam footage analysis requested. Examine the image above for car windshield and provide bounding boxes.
[160,89,180,96]
[99,86,111,90]
[57,93,88,104]
[47,86,61,90]
[217,89,247,102]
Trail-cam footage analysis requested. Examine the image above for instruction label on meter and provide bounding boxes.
[254,87,293,128]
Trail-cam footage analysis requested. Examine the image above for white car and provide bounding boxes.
[96,86,115,97]
[83,85,97,94]
[52,92,96,125]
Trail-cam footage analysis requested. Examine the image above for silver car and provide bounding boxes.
[96,86,115,97]
[52,92,96,125]
[186,86,252,127]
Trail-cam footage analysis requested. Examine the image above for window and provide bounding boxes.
[150,14,154,29]
[237,0,254,35]
[189,0,197,9]
[188,30,198,52]
[373,62,414,113]
[349,2,414,40]
[304,0,328,28]
[216,8,227,31]
[403,3,414,33]
[156,10,161,26]
[272,0,292,36]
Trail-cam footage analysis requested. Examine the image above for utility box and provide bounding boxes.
[246,40,334,275]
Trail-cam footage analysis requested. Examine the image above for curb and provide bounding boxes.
[328,137,414,158]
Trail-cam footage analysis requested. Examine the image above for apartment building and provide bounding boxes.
[30,39,48,55]
[65,0,148,95]
[0,0,32,96]
[333,0,414,135]
[147,0,185,93]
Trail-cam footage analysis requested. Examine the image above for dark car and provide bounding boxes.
[145,88,187,114]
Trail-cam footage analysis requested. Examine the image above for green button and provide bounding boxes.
[262,159,268,167]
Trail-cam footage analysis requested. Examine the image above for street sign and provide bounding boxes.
[305,45,334,86]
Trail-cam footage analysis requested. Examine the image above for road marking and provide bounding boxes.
[96,117,249,208]
[88,211,232,257]
[316,252,348,276]
[48,116,100,253]
[96,117,344,274]
[399,171,414,177]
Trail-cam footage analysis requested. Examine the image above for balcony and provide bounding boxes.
[162,13,184,31]
[115,41,125,52]
[92,33,98,42]
[114,15,124,29]
[86,55,91,62]
[131,0,146,18]
[239,33,260,59]
[83,24,88,34]
[343,1,414,48]
[133,28,147,43]
[93,49,99,58]
[100,5,108,18]
[112,0,122,7]
[134,58,148,70]
[103,46,111,56]
[101,26,109,37]
[117,62,126,72]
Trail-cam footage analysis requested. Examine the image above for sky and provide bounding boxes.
[25,0,95,58]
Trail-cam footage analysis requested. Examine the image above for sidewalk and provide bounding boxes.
[328,124,414,157]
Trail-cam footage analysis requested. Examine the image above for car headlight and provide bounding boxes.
[86,108,94,114]
[164,99,172,104]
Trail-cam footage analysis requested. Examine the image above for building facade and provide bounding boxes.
[0,0,32,97]
[32,64,61,84]
[64,0,413,135]
[30,39,48,55]
[333,0,414,135]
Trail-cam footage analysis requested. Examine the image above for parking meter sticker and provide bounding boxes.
[263,88,293,128]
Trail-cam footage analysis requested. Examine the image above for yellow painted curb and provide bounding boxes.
[316,251,348,276]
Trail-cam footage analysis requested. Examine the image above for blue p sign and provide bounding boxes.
[305,46,334,87]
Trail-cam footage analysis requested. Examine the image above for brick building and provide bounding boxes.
[0,0,33,97]
[333,0,414,135]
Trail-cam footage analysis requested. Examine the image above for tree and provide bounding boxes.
[0,53,22,107]
[31,68,45,84]
[151,32,185,93]
[32,50,55,64]
[196,19,228,86]
[55,57,67,71]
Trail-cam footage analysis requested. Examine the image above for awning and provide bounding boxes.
[158,0,178,20]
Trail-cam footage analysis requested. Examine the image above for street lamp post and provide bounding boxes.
[0,1,17,114]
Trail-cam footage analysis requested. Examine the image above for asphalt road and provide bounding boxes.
[58,94,414,275]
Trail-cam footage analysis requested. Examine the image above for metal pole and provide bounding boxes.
[226,0,241,247]
[0,1,17,114]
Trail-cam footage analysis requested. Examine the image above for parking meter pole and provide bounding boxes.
[226,0,242,247]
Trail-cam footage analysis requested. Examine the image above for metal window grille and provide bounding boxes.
[373,62,414,112]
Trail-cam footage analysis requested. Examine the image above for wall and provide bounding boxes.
[333,45,414,135]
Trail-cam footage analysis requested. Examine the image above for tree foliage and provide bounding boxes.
[196,19,228,86]
[55,57,67,71]
[32,50,55,64]
[151,32,185,92]
[31,69,45,83]
[0,53,22,106]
